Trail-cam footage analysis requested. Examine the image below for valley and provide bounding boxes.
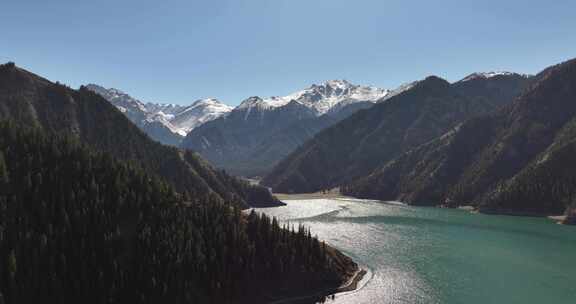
[2,3,575,301]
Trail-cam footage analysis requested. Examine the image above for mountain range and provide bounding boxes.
[181,80,409,176]
[88,80,400,178]
[86,84,232,145]
[262,72,532,193]
[1,55,576,304]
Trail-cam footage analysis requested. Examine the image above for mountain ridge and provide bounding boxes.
[85,84,232,145]
[343,58,576,220]
[238,79,390,115]
[262,72,532,193]
[0,62,277,208]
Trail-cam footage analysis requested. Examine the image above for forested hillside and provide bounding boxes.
[0,62,275,208]
[0,121,355,303]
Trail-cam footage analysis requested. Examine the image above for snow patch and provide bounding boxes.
[86,84,232,138]
[459,71,527,82]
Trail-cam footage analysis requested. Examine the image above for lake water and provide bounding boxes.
[254,198,576,304]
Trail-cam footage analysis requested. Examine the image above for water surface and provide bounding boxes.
[254,199,576,304]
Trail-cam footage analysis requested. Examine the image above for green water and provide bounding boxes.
[254,199,576,304]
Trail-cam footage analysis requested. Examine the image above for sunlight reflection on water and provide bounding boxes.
[254,199,439,304]
[253,198,576,304]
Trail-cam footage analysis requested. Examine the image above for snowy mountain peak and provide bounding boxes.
[238,80,389,115]
[191,98,223,107]
[325,79,351,87]
[459,71,528,82]
[85,84,232,141]
[316,79,353,91]
[190,98,232,114]
[238,96,269,109]
[169,98,232,136]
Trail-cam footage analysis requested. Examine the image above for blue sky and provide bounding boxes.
[1,0,575,106]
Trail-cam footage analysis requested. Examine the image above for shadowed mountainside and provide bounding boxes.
[262,73,530,193]
[344,58,576,218]
[0,62,277,208]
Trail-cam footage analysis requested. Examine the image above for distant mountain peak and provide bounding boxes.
[388,76,449,95]
[325,78,351,86]
[237,96,268,109]
[169,98,233,135]
[86,84,232,143]
[419,75,451,88]
[459,71,530,82]
[237,80,389,115]
[315,79,353,91]
[191,98,224,107]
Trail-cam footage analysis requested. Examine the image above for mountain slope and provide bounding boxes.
[0,120,355,303]
[344,58,576,219]
[262,73,531,193]
[169,98,232,135]
[181,80,388,176]
[0,62,276,208]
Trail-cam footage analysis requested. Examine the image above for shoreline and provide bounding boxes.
[268,267,367,304]
[274,188,348,201]
[472,208,572,225]
[260,191,367,303]
[548,215,567,224]
[335,268,368,293]
[271,194,575,226]
[449,206,572,225]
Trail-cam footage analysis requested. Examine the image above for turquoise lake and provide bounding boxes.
[254,198,576,304]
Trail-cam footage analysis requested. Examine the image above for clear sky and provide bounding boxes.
[2,0,575,106]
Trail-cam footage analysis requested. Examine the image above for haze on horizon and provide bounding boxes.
[2,0,575,106]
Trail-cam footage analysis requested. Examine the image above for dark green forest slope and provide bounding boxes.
[0,62,275,208]
[0,121,355,303]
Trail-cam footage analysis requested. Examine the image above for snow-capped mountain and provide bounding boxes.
[145,103,187,118]
[459,71,530,82]
[85,84,231,145]
[170,98,233,136]
[182,80,391,177]
[237,79,389,115]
